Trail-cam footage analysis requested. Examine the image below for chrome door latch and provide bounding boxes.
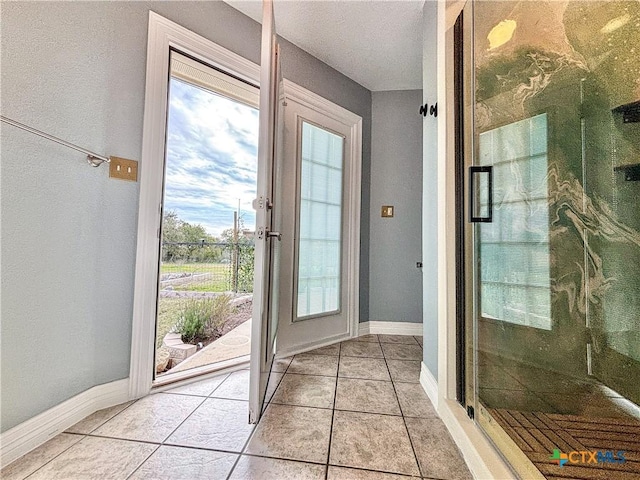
[266,229,282,241]
[256,227,265,240]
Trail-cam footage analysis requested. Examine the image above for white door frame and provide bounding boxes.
[130,12,362,399]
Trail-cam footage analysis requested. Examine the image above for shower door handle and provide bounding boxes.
[469,166,493,223]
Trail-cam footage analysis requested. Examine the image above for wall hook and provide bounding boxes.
[419,102,437,118]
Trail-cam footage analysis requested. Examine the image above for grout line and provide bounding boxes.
[324,341,341,480]
[327,463,424,478]
[80,433,164,447]
[13,433,87,480]
[381,345,424,478]
[124,443,161,480]
[227,354,294,479]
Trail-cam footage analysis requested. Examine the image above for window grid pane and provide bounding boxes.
[479,114,551,330]
[296,122,344,319]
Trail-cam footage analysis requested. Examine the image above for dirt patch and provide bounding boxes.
[197,300,252,349]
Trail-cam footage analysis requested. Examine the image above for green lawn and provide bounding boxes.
[161,262,230,275]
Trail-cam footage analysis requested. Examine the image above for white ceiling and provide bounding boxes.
[225,0,425,92]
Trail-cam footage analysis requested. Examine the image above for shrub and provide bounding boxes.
[173,295,234,344]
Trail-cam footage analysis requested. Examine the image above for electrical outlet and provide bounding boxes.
[109,156,138,182]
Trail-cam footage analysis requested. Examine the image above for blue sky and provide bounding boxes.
[164,78,258,237]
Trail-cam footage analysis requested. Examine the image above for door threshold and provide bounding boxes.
[152,354,250,391]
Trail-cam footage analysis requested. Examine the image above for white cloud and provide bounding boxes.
[164,79,259,236]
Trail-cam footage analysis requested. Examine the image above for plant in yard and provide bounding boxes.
[173,295,234,344]
[206,294,234,337]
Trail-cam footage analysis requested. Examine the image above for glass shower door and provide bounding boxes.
[471,1,640,478]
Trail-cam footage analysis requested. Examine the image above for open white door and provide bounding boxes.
[248,0,283,424]
[275,89,362,357]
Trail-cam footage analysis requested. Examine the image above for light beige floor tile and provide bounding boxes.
[166,398,254,452]
[0,433,83,480]
[378,335,419,345]
[272,356,293,373]
[351,334,379,343]
[477,364,526,391]
[27,436,156,480]
[229,456,326,480]
[309,343,341,356]
[478,388,554,412]
[211,369,250,400]
[394,383,437,418]
[327,466,414,479]
[329,411,420,476]
[265,371,284,403]
[380,343,422,361]
[405,417,472,480]
[129,445,237,479]
[386,360,420,384]
[340,341,384,358]
[245,403,333,463]
[165,374,229,397]
[66,401,134,434]
[335,378,400,415]
[543,392,634,418]
[414,336,423,347]
[271,373,336,409]
[92,393,203,443]
[288,353,339,376]
[338,356,390,381]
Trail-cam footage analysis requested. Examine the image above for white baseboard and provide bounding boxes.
[276,332,351,358]
[359,321,423,336]
[419,362,439,411]
[1,378,130,467]
[437,398,516,480]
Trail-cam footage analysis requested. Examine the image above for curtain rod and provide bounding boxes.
[0,115,110,167]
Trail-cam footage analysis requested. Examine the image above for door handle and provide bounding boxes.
[469,166,493,223]
[266,230,282,241]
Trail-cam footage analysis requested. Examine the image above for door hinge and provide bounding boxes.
[253,196,265,210]
[253,196,273,210]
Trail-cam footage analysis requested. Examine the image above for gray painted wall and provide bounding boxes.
[0,1,371,432]
[422,1,438,376]
[368,90,423,323]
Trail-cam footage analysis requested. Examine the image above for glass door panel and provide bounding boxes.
[296,121,344,320]
[471,1,640,478]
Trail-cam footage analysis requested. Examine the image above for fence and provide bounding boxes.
[160,242,254,294]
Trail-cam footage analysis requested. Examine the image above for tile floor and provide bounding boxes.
[2,334,472,480]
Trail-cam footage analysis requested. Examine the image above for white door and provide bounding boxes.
[275,96,361,356]
[248,0,283,424]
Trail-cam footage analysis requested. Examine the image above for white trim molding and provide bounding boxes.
[358,321,423,336]
[0,379,129,468]
[419,362,439,411]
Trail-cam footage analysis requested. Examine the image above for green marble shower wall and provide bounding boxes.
[474,1,640,402]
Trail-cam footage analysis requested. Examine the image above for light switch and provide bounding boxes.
[381,205,394,218]
[109,156,138,182]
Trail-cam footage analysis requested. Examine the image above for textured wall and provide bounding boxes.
[369,90,423,323]
[0,0,371,432]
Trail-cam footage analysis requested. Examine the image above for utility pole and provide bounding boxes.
[232,209,239,293]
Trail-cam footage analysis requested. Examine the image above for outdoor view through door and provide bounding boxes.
[155,52,259,379]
